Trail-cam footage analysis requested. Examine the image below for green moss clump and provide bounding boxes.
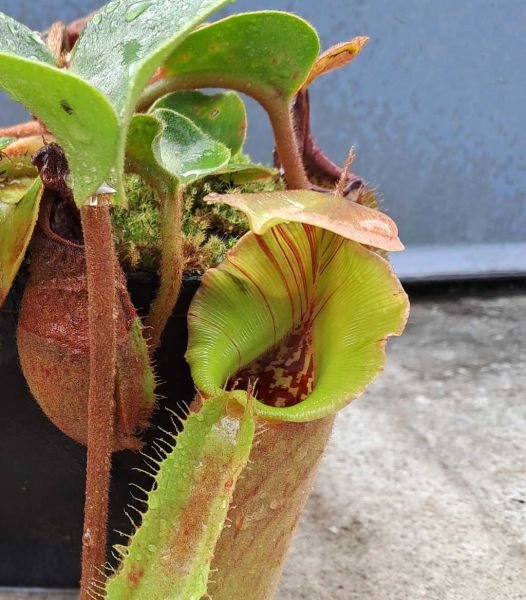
[112,176,161,272]
[112,173,283,275]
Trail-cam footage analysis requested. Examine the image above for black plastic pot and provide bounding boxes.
[0,273,200,588]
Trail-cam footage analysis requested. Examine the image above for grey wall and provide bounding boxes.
[1,0,525,277]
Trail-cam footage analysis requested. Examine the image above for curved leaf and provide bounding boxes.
[213,163,276,184]
[70,0,233,121]
[127,109,231,187]
[0,178,42,307]
[151,90,247,155]
[0,14,56,64]
[304,36,369,88]
[150,91,276,183]
[70,0,234,201]
[0,14,120,203]
[0,136,42,181]
[187,223,408,422]
[159,12,320,105]
[106,393,254,600]
[205,189,404,251]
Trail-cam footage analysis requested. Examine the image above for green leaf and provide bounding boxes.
[0,14,56,64]
[0,13,120,203]
[161,12,320,106]
[69,0,234,201]
[105,393,254,600]
[151,90,247,155]
[0,137,42,181]
[0,178,42,307]
[127,109,231,187]
[150,91,276,184]
[213,163,277,185]
[70,0,234,121]
[187,223,409,422]
[205,189,404,251]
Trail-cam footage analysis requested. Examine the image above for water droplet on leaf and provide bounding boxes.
[125,1,153,23]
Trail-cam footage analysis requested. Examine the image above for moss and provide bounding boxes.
[112,172,283,275]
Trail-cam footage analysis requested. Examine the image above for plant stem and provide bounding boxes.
[145,184,184,350]
[0,120,44,138]
[79,197,117,600]
[265,100,310,190]
[138,77,310,190]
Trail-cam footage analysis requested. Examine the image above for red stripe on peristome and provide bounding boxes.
[270,229,297,323]
[319,235,345,278]
[275,227,306,323]
[229,259,277,343]
[303,224,319,284]
[276,225,310,306]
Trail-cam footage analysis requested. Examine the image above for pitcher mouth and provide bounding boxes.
[38,190,84,248]
[32,142,84,247]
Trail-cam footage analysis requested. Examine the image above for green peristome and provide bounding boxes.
[0,12,119,204]
[105,393,255,600]
[0,137,43,182]
[151,90,247,155]
[187,222,409,422]
[0,177,42,307]
[161,12,320,104]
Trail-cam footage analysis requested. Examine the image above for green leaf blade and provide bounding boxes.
[0,13,55,64]
[127,109,231,187]
[151,90,247,155]
[0,178,42,307]
[70,0,235,122]
[161,12,320,104]
[105,393,254,600]
[0,55,119,203]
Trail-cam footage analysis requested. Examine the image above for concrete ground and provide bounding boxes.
[2,285,525,599]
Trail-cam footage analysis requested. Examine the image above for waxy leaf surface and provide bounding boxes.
[0,15,56,64]
[0,178,42,307]
[160,12,319,105]
[127,109,230,187]
[205,190,404,251]
[148,91,275,184]
[70,0,234,201]
[187,223,409,421]
[105,393,254,600]
[0,13,120,203]
[70,0,234,121]
[151,90,247,155]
